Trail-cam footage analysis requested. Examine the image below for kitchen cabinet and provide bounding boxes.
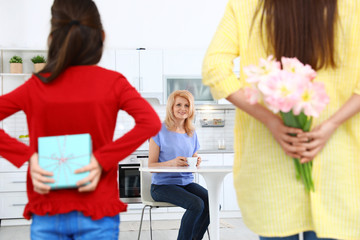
[163,49,206,76]
[116,48,163,102]
[115,49,139,88]
[0,49,40,222]
[98,48,116,71]
[0,158,28,219]
[222,153,240,211]
[0,49,32,159]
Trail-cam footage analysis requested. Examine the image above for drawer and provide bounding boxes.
[0,172,27,192]
[0,192,28,219]
[0,158,28,172]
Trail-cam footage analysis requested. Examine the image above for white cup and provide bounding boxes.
[187,157,198,168]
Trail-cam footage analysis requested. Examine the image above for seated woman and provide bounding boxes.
[149,90,210,240]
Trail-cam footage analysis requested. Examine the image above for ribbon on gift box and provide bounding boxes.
[38,134,92,189]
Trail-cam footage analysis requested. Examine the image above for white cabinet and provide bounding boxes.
[0,49,36,220]
[0,49,31,151]
[0,192,28,219]
[0,158,28,219]
[115,48,163,102]
[140,50,163,93]
[222,153,240,211]
[98,48,116,71]
[115,49,139,88]
[163,49,206,76]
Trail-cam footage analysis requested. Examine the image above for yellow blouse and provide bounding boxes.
[202,0,360,239]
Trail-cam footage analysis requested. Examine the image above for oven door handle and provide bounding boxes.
[120,166,140,169]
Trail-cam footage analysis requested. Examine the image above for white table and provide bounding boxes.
[139,165,232,240]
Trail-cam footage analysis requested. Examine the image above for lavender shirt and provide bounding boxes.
[151,123,200,185]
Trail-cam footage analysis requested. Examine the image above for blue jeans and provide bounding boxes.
[259,231,336,240]
[31,211,120,240]
[151,183,210,240]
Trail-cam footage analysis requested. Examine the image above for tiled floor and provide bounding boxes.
[0,218,258,240]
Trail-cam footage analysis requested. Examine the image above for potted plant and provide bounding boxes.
[31,55,46,72]
[9,55,23,74]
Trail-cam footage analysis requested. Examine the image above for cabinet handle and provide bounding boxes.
[139,77,143,92]
[11,181,26,184]
[120,166,140,169]
[12,203,26,207]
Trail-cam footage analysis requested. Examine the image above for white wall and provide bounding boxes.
[0,0,228,50]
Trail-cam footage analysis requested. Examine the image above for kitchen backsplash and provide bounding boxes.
[1,100,235,152]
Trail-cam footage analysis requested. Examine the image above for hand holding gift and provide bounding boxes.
[244,56,330,192]
[29,152,54,195]
[75,154,102,192]
[38,134,100,191]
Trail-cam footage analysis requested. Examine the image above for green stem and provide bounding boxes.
[304,162,314,191]
[293,158,301,180]
[280,111,315,192]
[303,162,311,191]
[299,160,310,192]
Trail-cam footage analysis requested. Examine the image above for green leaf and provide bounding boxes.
[9,55,23,63]
[297,112,307,129]
[31,55,46,64]
[303,117,312,132]
[280,111,300,128]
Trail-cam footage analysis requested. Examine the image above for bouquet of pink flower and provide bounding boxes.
[244,56,330,192]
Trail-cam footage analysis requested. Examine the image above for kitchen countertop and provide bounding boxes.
[198,150,234,154]
[134,149,234,155]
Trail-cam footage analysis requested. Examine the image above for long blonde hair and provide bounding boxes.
[165,90,195,137]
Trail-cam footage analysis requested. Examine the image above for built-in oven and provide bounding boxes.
[118,154,148,203]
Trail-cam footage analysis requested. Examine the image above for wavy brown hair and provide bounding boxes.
[37,0,104,83]
[165,90,195,137]
[253,0,338,70]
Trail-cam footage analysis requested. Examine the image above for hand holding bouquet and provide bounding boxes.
[244,56,330,192]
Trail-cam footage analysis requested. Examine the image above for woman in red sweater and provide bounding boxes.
[0,0,161,239]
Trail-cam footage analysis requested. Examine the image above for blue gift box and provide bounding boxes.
[38,133,92,189]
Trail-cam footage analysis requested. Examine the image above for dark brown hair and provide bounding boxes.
[37,0,104,83]
[253,0,338,70]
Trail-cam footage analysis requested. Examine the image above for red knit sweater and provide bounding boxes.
[0,65,161,220]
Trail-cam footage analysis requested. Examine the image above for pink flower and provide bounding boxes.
[244,55,281,83]
[293,82,330,117]
[281,57,317,81]
[244,86,261,104]
[258,71,305,113]
[243,55,328,117]
[242,55,328,192]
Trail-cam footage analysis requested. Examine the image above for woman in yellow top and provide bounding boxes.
[202,0,360,239]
